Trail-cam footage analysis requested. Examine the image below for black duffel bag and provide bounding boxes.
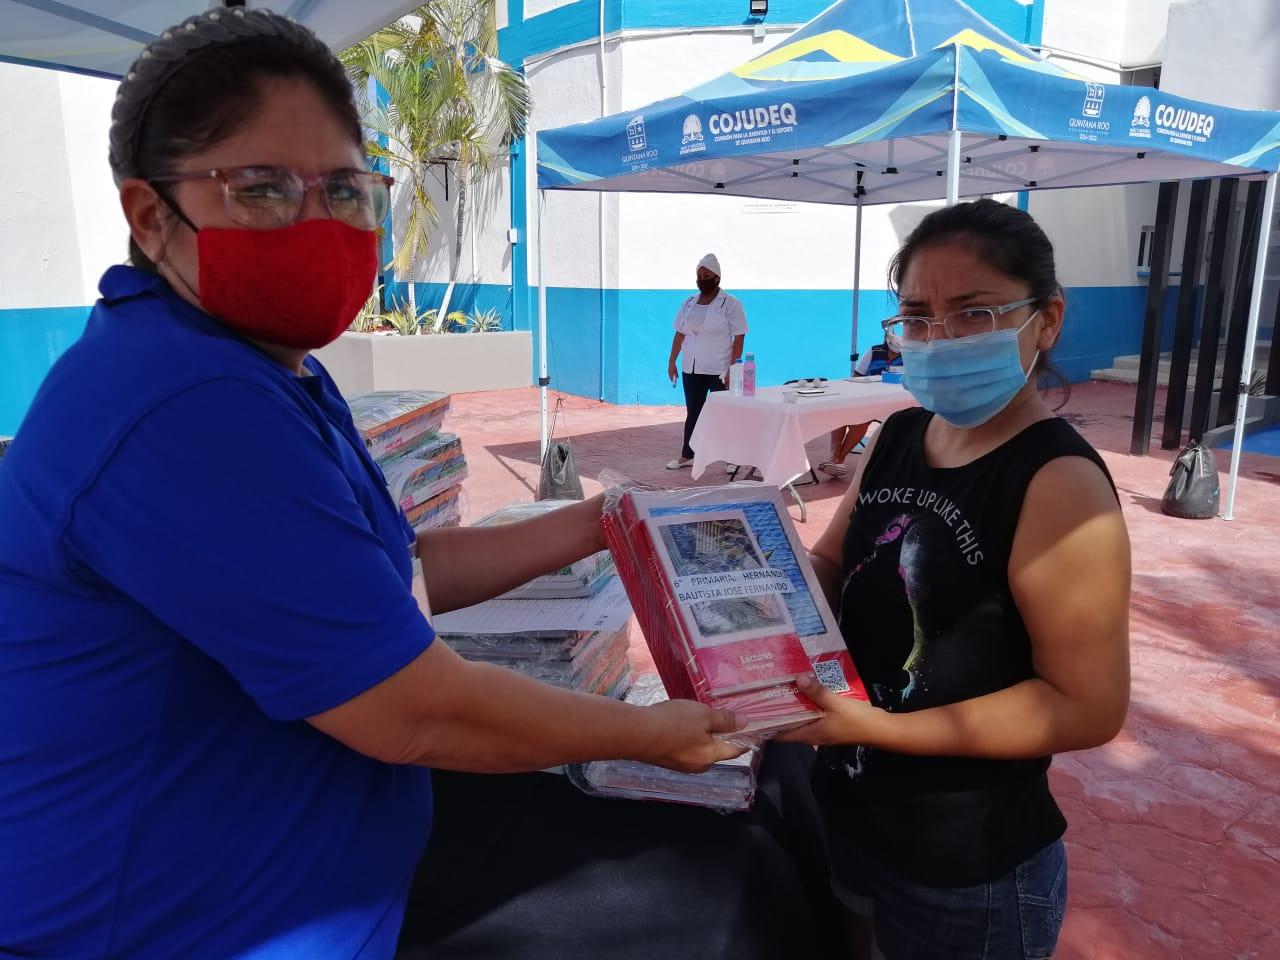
[1161,440,1220,519]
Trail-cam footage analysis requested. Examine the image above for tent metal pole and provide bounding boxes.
[945,129,962,205]
[538,189,549,462]
[1223,172,1277,520]
[945,44,962,207]
[851,190,864,375]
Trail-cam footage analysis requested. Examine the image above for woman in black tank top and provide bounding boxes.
[779,201,1131,959]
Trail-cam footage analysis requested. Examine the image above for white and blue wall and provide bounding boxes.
[503,0,1048,405]
[0,63,121,435]
[4,0,1275,433]
[498,0,1207,407]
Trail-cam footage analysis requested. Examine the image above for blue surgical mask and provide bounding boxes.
[897,313,1040,428]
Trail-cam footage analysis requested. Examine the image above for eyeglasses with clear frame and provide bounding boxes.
[882,297,1039,349]
[148,165,394,231]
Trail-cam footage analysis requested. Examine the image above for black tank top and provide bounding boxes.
[815,407,1116,887]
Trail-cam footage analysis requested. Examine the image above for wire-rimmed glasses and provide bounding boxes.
[882,297,1039,349]
[149,165,393,231]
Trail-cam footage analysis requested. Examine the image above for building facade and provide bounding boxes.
[2,0,1275,432]
[489,0,1172,405]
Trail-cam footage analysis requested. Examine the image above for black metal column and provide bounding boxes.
[1217,179,1266,428]
[1131,181,1179,456]
[1161,180,1211,450]
[1189,179,1239,441]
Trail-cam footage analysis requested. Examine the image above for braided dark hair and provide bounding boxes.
[888,198,1070,402]
[109,7,362,271]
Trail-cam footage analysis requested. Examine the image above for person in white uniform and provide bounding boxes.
[665,253,748,469]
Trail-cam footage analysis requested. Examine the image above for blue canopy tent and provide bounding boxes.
[535,0,1280,519]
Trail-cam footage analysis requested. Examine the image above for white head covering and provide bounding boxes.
[697,253,721,279]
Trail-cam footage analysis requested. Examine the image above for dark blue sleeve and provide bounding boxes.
[66,378,435,721]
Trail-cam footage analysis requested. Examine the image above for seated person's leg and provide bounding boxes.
[821,423,873,477]
[828,427,850,461]
[835,422,871,461]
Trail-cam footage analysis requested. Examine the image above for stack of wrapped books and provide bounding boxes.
[348,390,450,462]
[602,484,866,735]
[567,672,761,812]
[431,574,636,702]
[347,390,465,530]
[442,624,632,699]
[474,501,614,599]
[382,434,468,512]
[402,485,463,531]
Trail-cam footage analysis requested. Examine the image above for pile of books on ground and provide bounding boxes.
[601,484,867,735]
[431,501,631,700]
[348,390,466,530]
[567,672,762,813]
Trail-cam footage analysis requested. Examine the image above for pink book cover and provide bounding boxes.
[604,485,866,733]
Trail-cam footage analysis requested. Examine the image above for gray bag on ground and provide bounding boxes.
[1161,440,1220,519]
[538,439,584,501]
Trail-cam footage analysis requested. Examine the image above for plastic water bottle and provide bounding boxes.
[729,360,745,396]
[742,353,757,397]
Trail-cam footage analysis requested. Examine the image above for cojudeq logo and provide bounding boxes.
[1155,104,1216,138]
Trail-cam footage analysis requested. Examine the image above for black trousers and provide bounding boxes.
[681,371,726,460]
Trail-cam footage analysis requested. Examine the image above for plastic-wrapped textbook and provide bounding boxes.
[404,484,463,531]
[381,433,469,512]
[602,484,866,735]
[433,575,635,699]
[442,624,637,701]
[567,673,762,813]
[440,623,633,699]
[474,500,615,599]
[347,390,450,463]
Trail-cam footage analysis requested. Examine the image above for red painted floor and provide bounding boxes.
[444,380,1280,959]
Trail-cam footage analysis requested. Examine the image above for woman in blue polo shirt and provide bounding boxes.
[0,11,742,960]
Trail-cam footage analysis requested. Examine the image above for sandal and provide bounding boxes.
[665,458,693,470]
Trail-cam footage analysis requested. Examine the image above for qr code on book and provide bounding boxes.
[813,659,850,694]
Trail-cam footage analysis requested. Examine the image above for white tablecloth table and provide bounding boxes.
[690,379,916,488]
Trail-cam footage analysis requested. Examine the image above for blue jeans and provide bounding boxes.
[831,839,1067,960]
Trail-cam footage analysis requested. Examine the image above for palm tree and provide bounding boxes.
[342,1,530,326]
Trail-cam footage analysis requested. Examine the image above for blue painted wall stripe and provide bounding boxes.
[0,306,92,435]
[0,281,1208,432]
[532,283,1162,407]
[617,0,845,31]
[1027,0,1047,47]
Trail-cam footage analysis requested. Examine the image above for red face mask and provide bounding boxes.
[196,219,376,350]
